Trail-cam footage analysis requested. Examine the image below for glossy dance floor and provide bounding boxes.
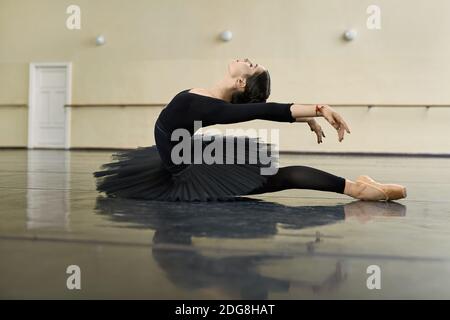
[1,149,450,299]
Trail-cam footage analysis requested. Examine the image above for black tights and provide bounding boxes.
[248,165,347,195]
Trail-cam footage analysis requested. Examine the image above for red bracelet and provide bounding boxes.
[315,104,324,116]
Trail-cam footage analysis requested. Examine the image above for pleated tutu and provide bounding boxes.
[93,135,279,201]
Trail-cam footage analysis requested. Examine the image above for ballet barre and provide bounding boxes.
[62,103,450,108]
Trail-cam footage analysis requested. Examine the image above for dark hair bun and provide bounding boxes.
[231,70,271,104]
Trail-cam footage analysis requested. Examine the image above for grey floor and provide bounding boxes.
[1,149,449,299]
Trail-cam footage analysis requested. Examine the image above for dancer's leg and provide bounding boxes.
[248,165,406,201]
[248,166,346,195]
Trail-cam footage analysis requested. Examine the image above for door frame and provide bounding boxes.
[28,62,72,149]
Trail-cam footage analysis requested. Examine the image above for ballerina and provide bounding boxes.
[93,58,407,202]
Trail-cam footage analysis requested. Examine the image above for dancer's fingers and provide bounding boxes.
[338,126,346,142]
[340,118,351,134]
[333,113,351,134]
[316,131,322,144]
[334,113,350,134]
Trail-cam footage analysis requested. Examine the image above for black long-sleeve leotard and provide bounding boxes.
[154,89,296,172]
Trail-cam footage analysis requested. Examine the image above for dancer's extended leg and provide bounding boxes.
[248,166,407,201]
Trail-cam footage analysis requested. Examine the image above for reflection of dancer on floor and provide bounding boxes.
[95,197,406,298]
[94,58,407,202]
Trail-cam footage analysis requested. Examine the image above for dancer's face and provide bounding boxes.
[228,58,266,90]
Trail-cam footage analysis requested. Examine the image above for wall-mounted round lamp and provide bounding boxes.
[219,30,233,42]
[343,29,357,41]
[95,35,106,46]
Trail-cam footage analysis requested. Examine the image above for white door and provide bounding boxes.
[29,64,70,148]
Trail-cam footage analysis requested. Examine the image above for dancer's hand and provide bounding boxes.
[307,119,325,144]
[317,105,351,142]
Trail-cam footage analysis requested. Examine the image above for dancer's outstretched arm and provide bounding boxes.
[183,92,351,142]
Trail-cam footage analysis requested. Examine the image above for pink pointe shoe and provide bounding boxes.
[355,175,407,201]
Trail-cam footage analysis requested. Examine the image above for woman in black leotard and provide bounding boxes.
[94,58,407,202]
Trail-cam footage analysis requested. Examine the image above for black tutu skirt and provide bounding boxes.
[93,135,278,202]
